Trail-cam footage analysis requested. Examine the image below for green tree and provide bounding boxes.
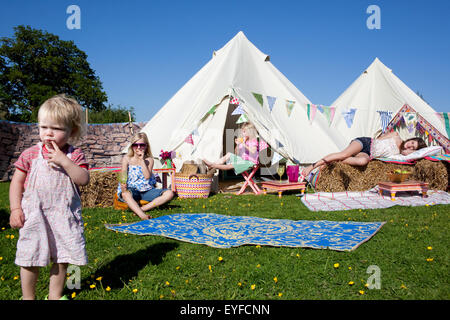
[0,25,108,122]
[87,104,136,124]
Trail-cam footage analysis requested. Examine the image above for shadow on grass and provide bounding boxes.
[0,208,11,229]
[75,242,179,292]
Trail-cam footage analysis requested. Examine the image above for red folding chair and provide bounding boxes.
[236,164,262,195]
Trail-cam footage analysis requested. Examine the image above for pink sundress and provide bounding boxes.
[15,143,88,267]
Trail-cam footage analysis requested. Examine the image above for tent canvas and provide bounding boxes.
[330,57,448,144]
[133,31,347,168]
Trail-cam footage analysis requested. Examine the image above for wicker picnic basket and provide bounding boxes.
[174,173,213,198]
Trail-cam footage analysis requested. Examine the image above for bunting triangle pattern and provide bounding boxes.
[286,100,295,117]
[342,108,357,128]
[437,112,450,138]
[236,114,249,124]
[377,110,393,133]
[267,96,276,112]
[252,92,264,107]
[185,134,194,145]
[230,96,240,105]
[307,104,317,124]
[403,112,417,133]
[231,105,245,115]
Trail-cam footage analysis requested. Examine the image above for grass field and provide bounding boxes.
[0,181,449,300]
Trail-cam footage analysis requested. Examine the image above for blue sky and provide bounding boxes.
[1,0,449,121]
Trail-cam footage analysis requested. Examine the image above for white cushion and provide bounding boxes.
[387,146,443,161]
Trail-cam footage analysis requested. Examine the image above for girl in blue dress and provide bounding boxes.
[117,133,174,219]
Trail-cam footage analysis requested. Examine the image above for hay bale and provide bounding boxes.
[80,171,118,208]
[314,160,448,192]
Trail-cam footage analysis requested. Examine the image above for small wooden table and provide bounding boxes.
[378,180,428,200]
[261,180,307,198]
[153,168,176,192]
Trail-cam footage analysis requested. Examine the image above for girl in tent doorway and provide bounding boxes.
[203,122,259,175]
[301,131,426,179]
[117,132,174,220]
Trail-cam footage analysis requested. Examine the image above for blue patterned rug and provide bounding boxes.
[105,213,385,251]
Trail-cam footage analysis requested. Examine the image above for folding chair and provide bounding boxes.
[236,164,262,195]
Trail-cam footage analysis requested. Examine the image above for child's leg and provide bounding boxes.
[302,141,363,176]
[121,190,149,220]
[141,190,174,211]
[203,153,232,167]
[48,263,68,300]
[20,266,39,300]
[341,153,370,166]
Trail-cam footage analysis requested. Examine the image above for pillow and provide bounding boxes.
[386,146,443,161]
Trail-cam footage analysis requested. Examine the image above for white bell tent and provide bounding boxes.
[136,31,347,168]
[330,57,448,143]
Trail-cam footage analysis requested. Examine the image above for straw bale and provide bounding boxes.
[314,159,448,192]
[80,171,118,208]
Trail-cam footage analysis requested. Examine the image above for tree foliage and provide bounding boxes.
[87,104,136,124]
[0,25,108,122]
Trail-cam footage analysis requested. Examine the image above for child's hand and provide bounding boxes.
[47,141,70,167]
[10,208,25,229]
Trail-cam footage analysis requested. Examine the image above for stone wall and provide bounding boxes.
[0,120,146,181]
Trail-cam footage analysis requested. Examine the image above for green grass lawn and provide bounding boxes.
[0,181,449,300]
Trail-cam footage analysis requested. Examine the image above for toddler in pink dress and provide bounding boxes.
[9,95,89,300]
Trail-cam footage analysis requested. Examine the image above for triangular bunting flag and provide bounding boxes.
[286,100,295,117]
[231,105,245,116]
[230,96,240,105]
[236,114,249,124]
[259,139,269,151]
[403,112,417,133]
[267,96,276,112]
[252,92,264,107]
[307,104,317,124]
[271,151,283,166]
[342,108,357,128]
[322,106,336,126]
[184,134,194,145]
[437,112,450,138]
[377,110,393,133]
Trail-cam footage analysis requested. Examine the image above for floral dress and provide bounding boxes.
[117,165,157,196]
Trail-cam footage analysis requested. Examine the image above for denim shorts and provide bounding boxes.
[118,188,168,203]
[352,137,372,156]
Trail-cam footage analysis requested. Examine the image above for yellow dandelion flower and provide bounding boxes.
[278,292,283,297]
[106,286,111,292]
[159,294,164,299]
[348,281,355,286]
[176,253,181,257]
[71,292,76,299]
[10,235,14,239]
[132,289,138,293]
[176,266,180,270]
[255,245,261,248]
[5,235,10,239]
[348,266,352,270]
[333,263,340,269]
[13,275,19,280]
[170,289,176,295]
[238,282,242,287]
[426,258,434,262]
[427,246,433,250]
[218,256,223,262]
[364,283,369,288]
[296,253,300,258]
[273,277,278,283]
[208,265,212,272]
[400,284,407,289]
[90,284,96,289]
[165,281,170,286]
[96,276,103,281]
[359,290,365,295]
[0,257,3,261]
[250,284,256,290]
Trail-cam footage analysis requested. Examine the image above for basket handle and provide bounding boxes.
[188,174,199,180]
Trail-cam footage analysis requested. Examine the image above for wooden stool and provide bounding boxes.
[378,181,428,201]
[113,193,149,210]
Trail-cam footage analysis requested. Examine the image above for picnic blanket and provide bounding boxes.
[300,186,450,212]
[105,213,385,251]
